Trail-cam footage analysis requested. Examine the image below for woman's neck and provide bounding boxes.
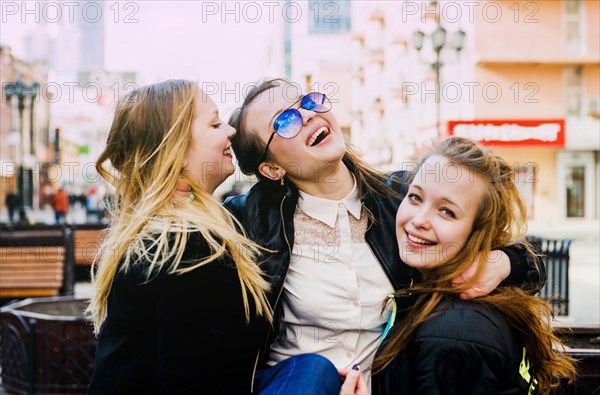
[294,162,355,200]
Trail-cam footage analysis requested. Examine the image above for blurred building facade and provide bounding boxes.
[349,0,599,224]
[266,0,354,138]
[1,46,52,211]
[11,0,134,210]
[467,0,599,224]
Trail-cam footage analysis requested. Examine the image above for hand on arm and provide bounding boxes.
[452,240,546,299]
[452,250,510,300]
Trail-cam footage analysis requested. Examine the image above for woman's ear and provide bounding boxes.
[258,162,285,181]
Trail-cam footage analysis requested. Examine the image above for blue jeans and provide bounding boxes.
[254,354,342,395]
[54,211,66,224]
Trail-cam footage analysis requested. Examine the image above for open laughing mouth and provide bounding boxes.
[307,126,330,147]
[407,233,436,246]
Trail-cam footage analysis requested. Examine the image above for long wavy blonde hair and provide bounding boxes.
[373,137,575,393]
[88,79,272,334]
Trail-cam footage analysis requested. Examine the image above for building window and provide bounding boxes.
[564,0,583,52]
[566,165,585,218]
[565,66,583,116]
[514,165,536,219]
[308,0,351,35]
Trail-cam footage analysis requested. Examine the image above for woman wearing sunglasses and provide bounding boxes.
[225,78,545,394]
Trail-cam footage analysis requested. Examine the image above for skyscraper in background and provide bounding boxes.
[16,1,131,205]
[77,0,105,71]
[267,0,354,141]
[23,0,105,81]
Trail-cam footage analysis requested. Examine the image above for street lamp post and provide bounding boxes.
[4,80,40,209]
[412,25,466,135]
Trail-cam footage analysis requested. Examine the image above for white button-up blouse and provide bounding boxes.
[267,180,395,385]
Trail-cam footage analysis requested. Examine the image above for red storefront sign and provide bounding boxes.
[447,119,565,147]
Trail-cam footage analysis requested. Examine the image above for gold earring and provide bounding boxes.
[188,186,196,201]
[280,177,285,187]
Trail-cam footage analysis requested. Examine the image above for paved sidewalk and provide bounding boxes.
[552,238,599,327]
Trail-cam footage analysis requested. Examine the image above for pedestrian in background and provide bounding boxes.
[51,187,69,224]
[5,191,19,224]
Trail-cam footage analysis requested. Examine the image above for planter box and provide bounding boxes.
[0,296,96,394]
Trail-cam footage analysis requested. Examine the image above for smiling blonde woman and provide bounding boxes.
[87,79,272,395]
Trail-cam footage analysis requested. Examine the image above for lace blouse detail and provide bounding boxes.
[293,205,368,245]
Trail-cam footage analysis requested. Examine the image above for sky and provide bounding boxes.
[1,0,286,113]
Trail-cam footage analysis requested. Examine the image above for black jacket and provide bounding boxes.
[88,233,268,395]
[372,298,533,395]
[224,168,545,366]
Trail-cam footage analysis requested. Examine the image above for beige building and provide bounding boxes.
[1,46,18,203]
[350,0,599,224]
[465,0,599,224]
[0,46,51,212]
[265,0,354,136]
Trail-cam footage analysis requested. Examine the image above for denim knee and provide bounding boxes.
[255,354,342,395]
[294,354,341,394]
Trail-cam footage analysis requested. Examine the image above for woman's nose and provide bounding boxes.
[411,211,431,230]
[299,107,317,126]
[226,123,236,139]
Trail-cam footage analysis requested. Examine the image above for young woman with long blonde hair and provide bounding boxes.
[87,79,272,394]
[372,137,576,394]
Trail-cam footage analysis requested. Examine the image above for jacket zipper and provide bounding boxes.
[256,195,293,374]
[275,195,293,310]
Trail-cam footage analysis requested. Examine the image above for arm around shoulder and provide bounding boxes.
[500,240,546,293]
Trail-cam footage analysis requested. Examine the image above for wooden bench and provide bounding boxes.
[0,246,64,298]
[0,225,74,299]
[73,225,106,266]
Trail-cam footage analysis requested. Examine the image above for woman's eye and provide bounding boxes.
[212,123,221,129]
[441,208,456,218]
[408,193,421,203]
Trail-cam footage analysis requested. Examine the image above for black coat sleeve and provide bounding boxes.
[500,240,546,293]
[154,253,253,395]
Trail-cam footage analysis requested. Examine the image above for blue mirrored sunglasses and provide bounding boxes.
[260,92,331,163]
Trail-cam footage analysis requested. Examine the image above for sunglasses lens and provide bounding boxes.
[274,109,303,138]
[301,92,331,112]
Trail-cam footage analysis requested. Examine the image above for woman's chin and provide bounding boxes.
[399,251,432,271]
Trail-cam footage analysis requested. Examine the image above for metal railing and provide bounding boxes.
[528,236,571,316]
